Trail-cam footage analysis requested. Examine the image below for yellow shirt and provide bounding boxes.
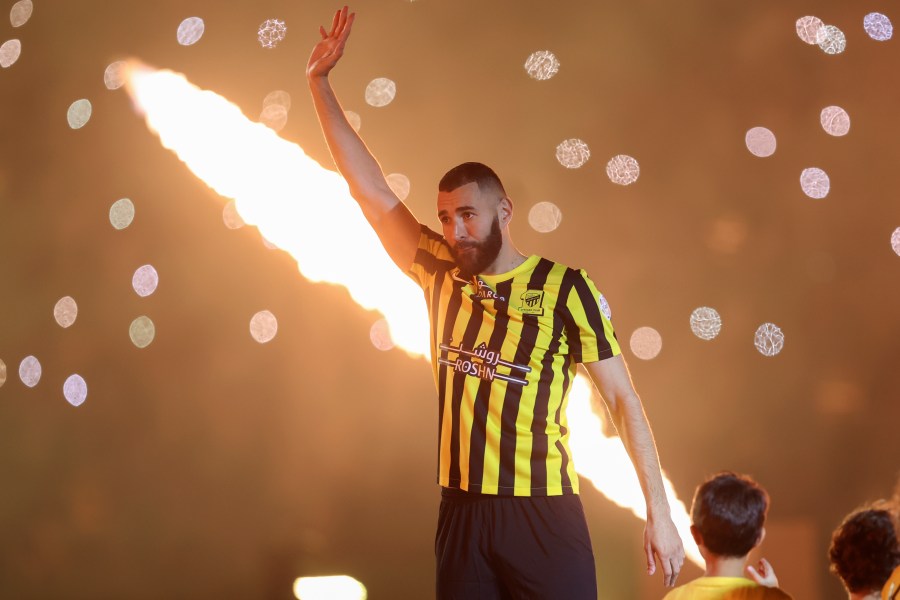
[663,577,792,600]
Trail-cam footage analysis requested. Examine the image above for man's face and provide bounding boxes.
[437,181,504,275]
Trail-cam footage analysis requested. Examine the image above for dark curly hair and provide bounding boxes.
[828,506,900,594]
[691,472,769,558]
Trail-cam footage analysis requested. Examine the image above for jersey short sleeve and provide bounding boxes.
[407,225,451,290]
[563,268,621,363]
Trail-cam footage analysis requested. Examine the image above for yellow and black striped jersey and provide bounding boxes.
[408,226,621,496]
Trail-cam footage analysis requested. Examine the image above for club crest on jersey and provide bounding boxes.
[517,290,544,315]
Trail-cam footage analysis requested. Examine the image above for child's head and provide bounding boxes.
[691,472,769,558]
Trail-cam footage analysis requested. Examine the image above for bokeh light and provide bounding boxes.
[293,575,367,600]
[528,201,563,233]
[754,323,784,357]
[132,265,159,297]
[109,198,135,229]
[745,126,776,157]
[690,307,722,341]
[796,16,826,45]
[18,355,41,387]
[54,296,78,328]
[0,359,6,388]
[369,319,394,351]
[177,17,205,46]
[258,19,287,49]
[263,90,291,111]
[104,60,128,90]
[67,99,92,129]
[864,12,893,42]
[63,374,88,407]
[0,39,22,68]
[524,50,560,81]
[259,104,288,132]
[606,154,640,185]
[820,106,850,136]
[629,327,662,360]
[9,0,32,28]
[800,167,830,199]
[555,138,590,169]
[250,310,278,343]
[891,227,900,256]
[222,199,246,229]
[385,173,411,201]
[129,316,156,349]
[818,25,847,54]
[344,110,361,132]
[365,77,396,108]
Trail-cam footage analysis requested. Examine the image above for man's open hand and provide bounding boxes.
[307,6,355,80]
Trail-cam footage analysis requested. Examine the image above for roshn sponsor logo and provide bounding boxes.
[438,341,530,386]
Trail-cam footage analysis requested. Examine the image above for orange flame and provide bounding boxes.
[125,64,702,567]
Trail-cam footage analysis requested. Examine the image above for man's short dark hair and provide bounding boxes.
[438,162,507,196]
[828,506,900,594]
[691,472,769,558]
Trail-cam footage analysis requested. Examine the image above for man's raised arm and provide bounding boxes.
[306,6,420,271]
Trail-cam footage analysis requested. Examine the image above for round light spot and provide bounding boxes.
[369,319,394,351]
[222,200,245,229]
[891,227,900,256]
[690,307,722,341]
[630,327,662,360]
[606,154,640,185]
[386,173,411,201]
[754,323,784,357]
[132,265,159,297]
[53,296,78,328]
[524,50,560,81]
[9,0,32,28]
[67,99,92,129]
[129,316,155,348]
[556,138,590,169]
[818,25,847,55]
[598,293,612,321]
[0,359,7,388]
[262,90,291,111]
[63,374,87,407]
[528,201,563,233]
[259,104,288,132]
[103,61,128,90]
[109,198,135,230]
[745,127,777,157]
[796,16,826,45]
[864,12,893,41]
[800,167,830,199]
[0,39,22,68]
[365,78,397,108]
[345,110,362,132]
[250,310,278,343]
[18,355,41,387]
[820,106,850,136]
[258,18,287,49]
[177,17,205,46]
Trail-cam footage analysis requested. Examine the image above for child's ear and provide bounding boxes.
[690,525,703,547]
[754,527,767,549]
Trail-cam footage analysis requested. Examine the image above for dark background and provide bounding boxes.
[1,1,898,598]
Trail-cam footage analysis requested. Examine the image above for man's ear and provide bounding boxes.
[498,196,513,225]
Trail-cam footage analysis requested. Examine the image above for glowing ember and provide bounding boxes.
[63,374,88,407]
[67,99,92,129]
[818,25,847,54]
[250,310,278,343]
[365,77,396,107]
[110,198,135,229]
[258,19,287,49]
[177,17,205,46]
[820,106,850,137]
[19,355,41,387]
[293,575,367,600]
[125,65,701,565]
[754,323,784,357]
[556,138,590,169]
[796,16,826,45]
[690,307,721,340]
[606,154,640,185]
[745,127,776,157]
[800,167,830,199]
[528,201,563,233]
[864,13,893,42]
[54,296,78,328]
[524,50,560,81]
[0,39,21,68]
[130,316,156,349]
[132,265,159,297]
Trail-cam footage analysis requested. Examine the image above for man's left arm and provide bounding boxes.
[583,355,685,587]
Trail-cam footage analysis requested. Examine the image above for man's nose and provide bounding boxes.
[454,219,468,240]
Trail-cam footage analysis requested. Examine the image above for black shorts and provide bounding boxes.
[435,487,597,600]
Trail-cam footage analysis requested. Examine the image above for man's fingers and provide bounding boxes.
[339,12,356,40]
[645,544,656,575]
[660,556,673,586]
[668,558,682,586]
[319,25,328,39]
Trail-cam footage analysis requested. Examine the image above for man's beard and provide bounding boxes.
[449,217,503,276]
